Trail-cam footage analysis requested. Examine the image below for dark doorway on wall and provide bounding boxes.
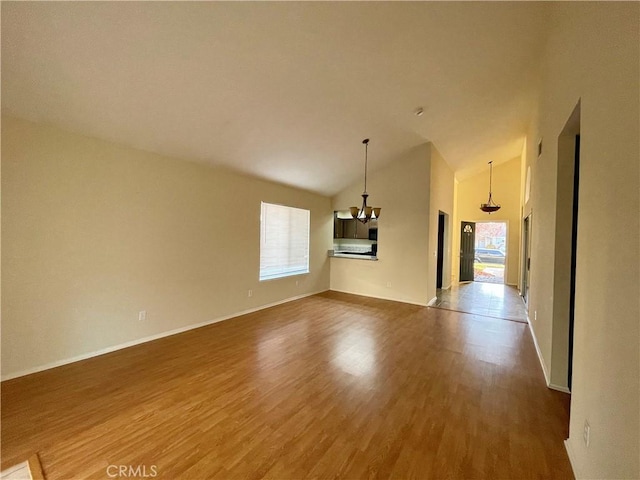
[552,100,581,396]
[437,213,446,288]
[522,214,532,304]
[568,134,580,390]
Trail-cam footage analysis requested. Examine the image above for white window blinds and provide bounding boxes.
[259,202,310,281]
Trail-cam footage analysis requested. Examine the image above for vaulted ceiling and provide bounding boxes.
[2,2,549,196]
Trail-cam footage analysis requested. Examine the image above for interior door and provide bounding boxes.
[459,221,475,282]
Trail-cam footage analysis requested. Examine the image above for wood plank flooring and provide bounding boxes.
[1,291,573,479]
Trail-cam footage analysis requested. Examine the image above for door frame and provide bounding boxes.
[521,213,532,303]
[436,211,450,289]
[472,219,509,285]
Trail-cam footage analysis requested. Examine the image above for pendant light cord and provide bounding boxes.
[350,137,379,223]
[489,161,493,195]
[480,160,500,212]
[363,139,369,195]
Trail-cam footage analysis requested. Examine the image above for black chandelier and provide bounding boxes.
[350,138,381,224]
[480,161,501,213]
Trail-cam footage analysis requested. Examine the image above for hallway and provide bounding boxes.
[433,282,528,323]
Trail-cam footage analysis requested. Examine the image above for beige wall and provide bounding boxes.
[525,3,639,478]
[452,156,522,286]
[1,116,332,379]
[330,144,431,305]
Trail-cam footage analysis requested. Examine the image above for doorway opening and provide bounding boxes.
[450,220,524,321]
[436,212,449,289]
[522,214,532,304]
[549,101,581,395]
[473,221,507,284]
[567,134,579,390]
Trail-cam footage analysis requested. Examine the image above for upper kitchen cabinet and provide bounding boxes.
[333,215,344,238]
[333,212,376,239]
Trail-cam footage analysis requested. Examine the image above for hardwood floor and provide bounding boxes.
[1,291,573,479]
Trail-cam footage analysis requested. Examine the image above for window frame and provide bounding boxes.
[259,201,310,282]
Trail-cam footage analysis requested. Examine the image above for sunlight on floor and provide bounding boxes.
[433,282,527,323]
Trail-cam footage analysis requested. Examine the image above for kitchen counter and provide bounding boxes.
[328,250,378,261]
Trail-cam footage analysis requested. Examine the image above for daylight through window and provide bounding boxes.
[259,202,310,281]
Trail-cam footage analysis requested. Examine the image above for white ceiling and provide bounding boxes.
[2,2,549,196]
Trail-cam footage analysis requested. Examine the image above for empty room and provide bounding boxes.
[1,2,638,479]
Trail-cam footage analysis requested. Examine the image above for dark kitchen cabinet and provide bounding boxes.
[334,216,344,238]
[342,219,356,238]
[333,212,377,240]
[335,218,369,239]
[355,220,368,239]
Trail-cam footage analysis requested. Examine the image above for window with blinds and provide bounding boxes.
[259,202,310,281]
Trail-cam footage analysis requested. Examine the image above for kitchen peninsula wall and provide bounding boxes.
[330,143,432,305]
[330,142,454,306]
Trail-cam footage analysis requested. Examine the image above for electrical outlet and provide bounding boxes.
[138,310,146,321]
[583,420,590,447]
[248,290,253,298]
[534,310,537,321]
[386,281,392,288]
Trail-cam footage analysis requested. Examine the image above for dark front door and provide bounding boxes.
[459,221,475,282]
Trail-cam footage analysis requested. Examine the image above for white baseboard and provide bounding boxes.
[527,315,551,385]
[427,296,438,307]
[564,439,579,479]
[1,289,328,382]
[329,288,428,307]
[526,316,572,393]
[549,383,571,394]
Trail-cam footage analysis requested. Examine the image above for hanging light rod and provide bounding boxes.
[480,161,501,213]
[350,138,381,224]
